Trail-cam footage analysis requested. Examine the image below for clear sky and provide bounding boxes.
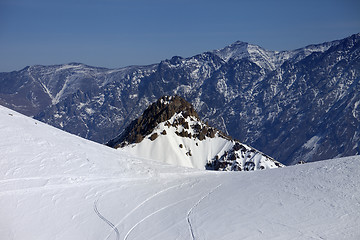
[0,0,359,72]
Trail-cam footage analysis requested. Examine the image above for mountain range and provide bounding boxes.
[0,33,359,165]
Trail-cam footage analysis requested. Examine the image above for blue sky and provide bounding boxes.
[0,0,359,72]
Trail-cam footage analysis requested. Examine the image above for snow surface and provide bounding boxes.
[122,114,232,169]
[122,113,281,171]
[1,105,360,240]
[212,40,339,70]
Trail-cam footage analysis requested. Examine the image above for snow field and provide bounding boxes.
[1,105,359,239]
[122,113,279,171]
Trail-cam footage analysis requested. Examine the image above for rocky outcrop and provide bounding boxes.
[107,95,199,147]
[107,95,284,171]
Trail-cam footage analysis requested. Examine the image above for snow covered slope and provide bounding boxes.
[108,96,284,171]
[212,39,340,70]
[1,105,359,240]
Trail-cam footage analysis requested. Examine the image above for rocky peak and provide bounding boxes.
[107,95,200,147]
[150,95,199,120]
[107,95,284,171]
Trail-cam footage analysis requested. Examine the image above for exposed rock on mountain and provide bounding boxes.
[107,96,284,171]
[0,33,359,165]
[107,95,199,147]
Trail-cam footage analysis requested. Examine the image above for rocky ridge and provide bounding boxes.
[108,96,284,171]
[107,95,200,147]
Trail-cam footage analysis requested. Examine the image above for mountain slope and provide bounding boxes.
[0,33,359,165]
[107,95,284,171]
[1,105,359,239]
[211,39,339,70]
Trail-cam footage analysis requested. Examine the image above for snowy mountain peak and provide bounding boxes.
[212,41,251,61]
[108,96,284,171]
[212,38,342,70]
[212,41,285,70]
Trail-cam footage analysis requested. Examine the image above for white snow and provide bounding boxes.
[129,94,138,99]
[303,135,321,149]
[124,124,231,169]
[301,135,324,162]
[1,105,359,240]
[52,76,71,105]
[85,107,95,115]
[212,40,339,70]
[54,64,83,72]
[353,100,360,119]
[28,67,55,102]
[121,113,279,171]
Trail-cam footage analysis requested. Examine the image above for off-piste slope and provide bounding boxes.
[107,95,284,171]
[0,105,359,240]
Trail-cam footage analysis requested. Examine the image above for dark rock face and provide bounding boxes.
[107,95,199,147]
[0,66,53,116]
[106,95,229,148]
[0,34,359,165]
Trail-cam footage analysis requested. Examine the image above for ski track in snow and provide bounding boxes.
[186,184,222,240]
[94,199,120,240]
[123,195,199,240]
[98,180,198,240]
[112,181,195,228]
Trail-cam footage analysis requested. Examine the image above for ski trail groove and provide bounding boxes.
[123,195,197,240]
[117,182,190,225]
[94,199,120,240]
[108,180,196,240]
[187,184,222,240]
